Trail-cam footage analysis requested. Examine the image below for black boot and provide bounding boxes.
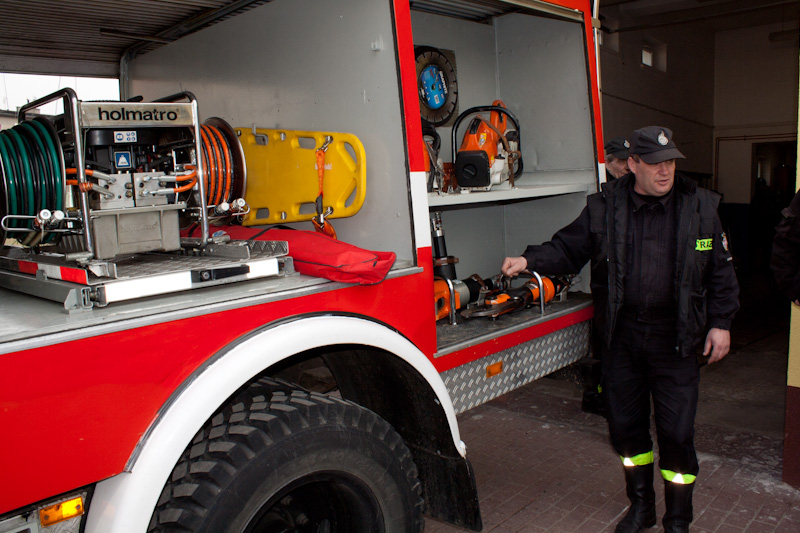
[581,389,607,417]
[663,480,694,532]
[614,464,657,533]
[579,358,606,418]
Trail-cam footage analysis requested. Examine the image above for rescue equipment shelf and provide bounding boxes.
[434,292,592,357]
[427,170,596,207]
[0,260,419,349]
[0,241,292,311]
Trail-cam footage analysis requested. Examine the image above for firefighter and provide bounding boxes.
[605,136,631,181]
[501,126,739,533]
[581,136,634,418]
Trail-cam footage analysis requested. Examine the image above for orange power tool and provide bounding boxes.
[459,276,557,319]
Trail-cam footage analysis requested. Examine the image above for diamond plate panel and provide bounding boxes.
[442,321,590,414]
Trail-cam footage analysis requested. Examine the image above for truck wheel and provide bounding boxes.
[148,377,424,533]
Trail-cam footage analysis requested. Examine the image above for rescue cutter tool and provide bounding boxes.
[460,274,557,319]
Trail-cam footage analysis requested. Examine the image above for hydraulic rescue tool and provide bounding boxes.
[435,272,568,322]
[459,273,563,319]
[429,210,566,323]
[430,211,458,280]
[461,275,562,318]
[0,89,294,311]
[451,100,522,191]
[0,89,249,258]
[434,274,499,322]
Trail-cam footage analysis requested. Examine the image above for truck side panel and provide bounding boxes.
[0,267,438,515]
[83,315,464,533]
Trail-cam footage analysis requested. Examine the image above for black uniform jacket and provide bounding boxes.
[772,190,800,302]
[522,173,739,358]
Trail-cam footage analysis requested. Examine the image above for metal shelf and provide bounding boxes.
[0,241,290,311]
[427,170,596,207]
[434,292,592,357]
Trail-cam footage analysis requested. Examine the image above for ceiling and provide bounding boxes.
[0,0,797,79]
[0,0,270,77]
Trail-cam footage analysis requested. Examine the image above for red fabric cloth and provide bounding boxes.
[187,225,396,285]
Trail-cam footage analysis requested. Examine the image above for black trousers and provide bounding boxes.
[602,315,701,476]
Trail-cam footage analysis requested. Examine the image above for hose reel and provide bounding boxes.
[0,89,248,260]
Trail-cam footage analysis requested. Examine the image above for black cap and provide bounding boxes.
[628,126,685,164]
[604,136,629,160]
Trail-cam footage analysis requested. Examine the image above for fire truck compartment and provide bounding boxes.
[0,0,599,355]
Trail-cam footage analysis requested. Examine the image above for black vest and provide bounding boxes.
[587,174,722,357]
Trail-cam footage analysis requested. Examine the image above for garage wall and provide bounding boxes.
[713,23,799,204]
[599,20,799,201]
[599,23,715,175]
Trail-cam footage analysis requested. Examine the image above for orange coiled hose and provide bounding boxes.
[199,125,220,205]
[207,125,232,204]
[199,124,236,206]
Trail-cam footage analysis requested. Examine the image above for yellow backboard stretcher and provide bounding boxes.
[235,127,366,226]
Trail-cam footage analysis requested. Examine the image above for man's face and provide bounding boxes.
[629,157,675,197]
[607,156,630,179]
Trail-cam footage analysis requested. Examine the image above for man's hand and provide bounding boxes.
[501,256,528,277]
[703,327,731,364]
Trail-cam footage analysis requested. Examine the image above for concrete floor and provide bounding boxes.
[425,283,800,532]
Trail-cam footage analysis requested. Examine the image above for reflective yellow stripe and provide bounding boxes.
[661,469,696,484]
[620,451,654,466]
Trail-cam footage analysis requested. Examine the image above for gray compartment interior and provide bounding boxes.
[127,0,414,263]
[125,1,599,276]
[411,10,597,172]
[0,0,599,345]
[412,8,598,290]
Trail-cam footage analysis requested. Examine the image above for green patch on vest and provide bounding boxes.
[695,238,713,251]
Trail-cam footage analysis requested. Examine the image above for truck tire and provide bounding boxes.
[148,377,424,533]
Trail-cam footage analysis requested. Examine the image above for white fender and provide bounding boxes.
[85,315,463,533]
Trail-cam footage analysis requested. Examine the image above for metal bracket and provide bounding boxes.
[0,270,93,311]
[530,270,546,315]
[445,277,458,326]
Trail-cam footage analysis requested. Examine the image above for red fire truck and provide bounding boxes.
[0,1,603,531]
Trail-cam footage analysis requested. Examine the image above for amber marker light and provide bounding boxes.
[39,496,84,527]
[486,361,503,378]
